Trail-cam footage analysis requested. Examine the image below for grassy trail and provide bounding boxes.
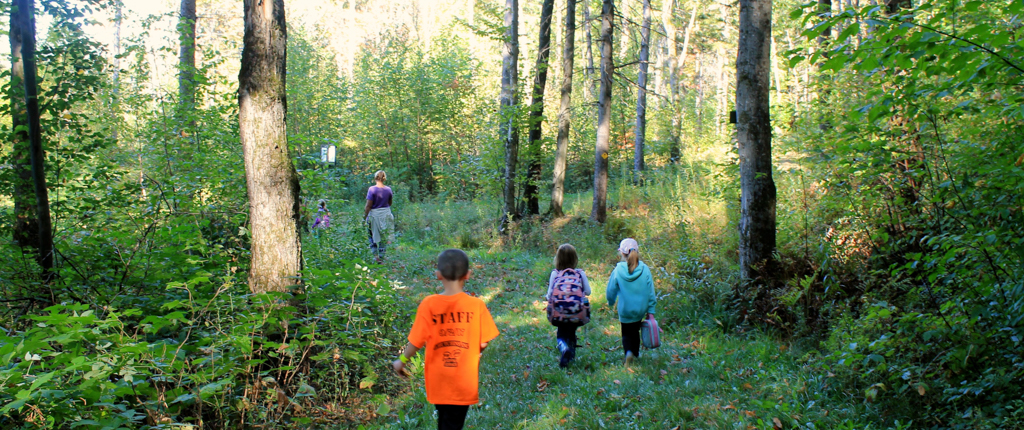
[360,240,881,430]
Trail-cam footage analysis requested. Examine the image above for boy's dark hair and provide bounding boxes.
[554,244,578,271]
[437,249,470,280]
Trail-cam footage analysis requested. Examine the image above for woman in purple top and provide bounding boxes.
[364,170,394,263]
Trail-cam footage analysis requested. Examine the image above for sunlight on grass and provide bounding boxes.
[351,172,890,430]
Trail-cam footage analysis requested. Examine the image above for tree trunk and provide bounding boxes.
[550,0,576,217]
[500,0,520,229]
[583,0,596,99]
[591,0,613,223]
[239,0,303,294]
[523,0,555,216]
[633,0,650,181]
[179,0,197,116]
[112,2,122,143]
[736,0,776,281]
[661,0,680,162]
[10,0,36,251]
[817,0,832,43]
[714,1,729,136]
[16,0,56,295]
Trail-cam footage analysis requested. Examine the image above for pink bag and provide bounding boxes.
[641,314,662,349]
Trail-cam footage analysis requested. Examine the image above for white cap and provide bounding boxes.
[618,238,639,255]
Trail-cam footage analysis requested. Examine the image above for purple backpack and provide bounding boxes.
[546,269,590,325]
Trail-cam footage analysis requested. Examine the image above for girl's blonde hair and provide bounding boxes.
[624,249,639,273]
[618,238,640,273]
[554,244,578,271]
[374,170,387,182]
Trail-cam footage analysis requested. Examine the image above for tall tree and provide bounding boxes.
[16,0,56,293]
[239,0,303,294]
[582,0,596,98]
[522,0,555,216]
[500,0,520,228]
[179,0,197,116]
[591,0,613,223]
[661,0,680,162]
[633,0,651,181]
[10,0,35,251]
[550,0,576,217]
[736,0,775,280]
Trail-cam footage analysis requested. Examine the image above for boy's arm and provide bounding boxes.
[363,199,373,220]
[392,343,420,378]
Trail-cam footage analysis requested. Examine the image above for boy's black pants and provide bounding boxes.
[554,322,581,348]
[436,404,469,430]
[621,321,642,357]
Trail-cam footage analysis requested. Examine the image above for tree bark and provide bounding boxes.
[523,0,555,216]
[633,0,651,181]
[661,0,680,162]
[583,0,596,99]
[16,0,56,294]
[736,0,776,281]
[112,2,122,143]
[591,0,613,223]
[500,0,520,228]
[10,0,36,251]
[239,0,303,294]
[179,0,197,116]
[550,0,576,217]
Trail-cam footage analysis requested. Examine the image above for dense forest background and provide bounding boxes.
[1,0,1022,428]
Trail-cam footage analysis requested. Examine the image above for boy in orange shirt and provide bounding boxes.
[392,249,500,430]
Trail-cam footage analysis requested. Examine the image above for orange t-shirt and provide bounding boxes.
[408,292,500,406]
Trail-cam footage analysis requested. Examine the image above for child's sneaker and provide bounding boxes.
[557,339,571,368]
[624,351,636,367]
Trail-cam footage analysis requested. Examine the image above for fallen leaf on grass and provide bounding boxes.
[773,417,783,429]
[613,379,621,385]
[537,380,549,392]
[742,383,754,390]
[523,370,530,379]
[744,410,756,417]
[723,404,736,410]
[660,370,668,376]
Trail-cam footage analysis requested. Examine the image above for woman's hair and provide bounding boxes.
[374,170,387,183]
[317,199,326,208]
[554,244,578,271]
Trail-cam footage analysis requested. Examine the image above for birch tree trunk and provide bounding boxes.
[736,0,776,281]
[16,0,56,295]
[523,0,555,216]
[550,0,576,217]
[633,0,651,181]
[661,0,680,161]
[179,0,197,116]
[239,0,303,294]
[500,0,520,228]
[591,0,613,223]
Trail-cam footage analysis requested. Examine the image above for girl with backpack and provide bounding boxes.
[312,199,331,229]
[545,244,591,368]
[606,238,657,366]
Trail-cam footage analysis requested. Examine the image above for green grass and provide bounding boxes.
[316,190,904,430]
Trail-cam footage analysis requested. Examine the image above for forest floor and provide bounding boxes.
[331,202,892,430]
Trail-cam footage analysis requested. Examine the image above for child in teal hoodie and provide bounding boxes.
[606,238,656,365]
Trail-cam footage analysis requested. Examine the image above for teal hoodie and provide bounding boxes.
[606,261,656,323]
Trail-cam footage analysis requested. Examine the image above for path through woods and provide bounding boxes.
[354,226,883,429]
